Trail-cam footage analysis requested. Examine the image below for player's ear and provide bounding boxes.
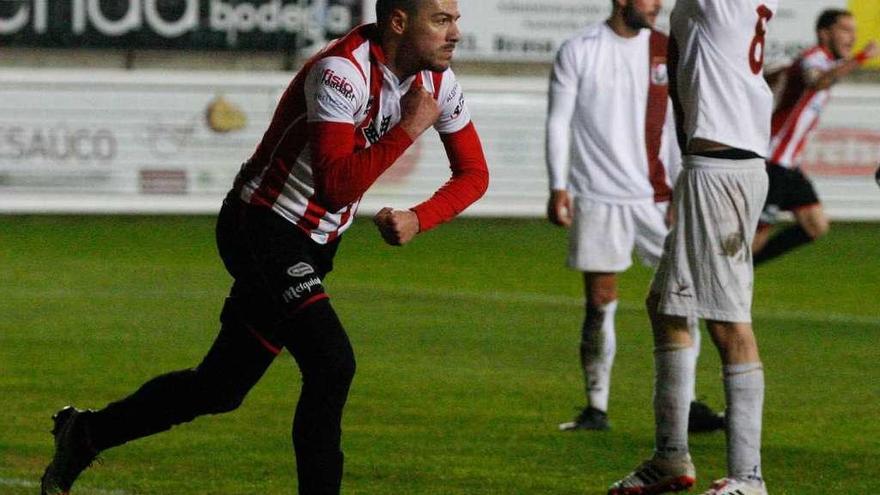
[389,8,409,35]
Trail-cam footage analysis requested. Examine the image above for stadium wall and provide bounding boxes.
[0,69,878,220]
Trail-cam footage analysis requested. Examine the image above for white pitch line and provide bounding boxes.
[334,282,880,327]
[1,283,877,327]
[0,478,129,495]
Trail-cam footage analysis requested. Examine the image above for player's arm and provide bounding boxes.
[660,98,682,228]
[307,59,439,212]
[545,39,579,227]
[375,75,489,246]
[806,41,879,90]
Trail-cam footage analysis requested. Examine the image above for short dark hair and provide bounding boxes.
[376,0,423,28]
[816,9,852,32]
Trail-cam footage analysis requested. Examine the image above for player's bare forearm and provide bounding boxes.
[373,207,420,246]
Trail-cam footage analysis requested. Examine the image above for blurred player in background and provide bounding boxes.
[40,1,488,494]
[546,0,723,433]
[754,9,879,266]
[609,1,777,494]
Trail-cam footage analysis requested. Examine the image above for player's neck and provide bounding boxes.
[606,16,642,39]
[381,39,418,81]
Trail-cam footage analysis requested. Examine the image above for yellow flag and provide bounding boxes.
[850,0,880,67]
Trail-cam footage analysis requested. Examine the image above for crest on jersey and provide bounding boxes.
[651,59,668,86]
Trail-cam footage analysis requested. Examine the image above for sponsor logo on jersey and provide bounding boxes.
[444,84,460,104]
[651,60,668,86]
[451,93,465,120]
[282,276,322,303]
[286,262,315,278]
[321,68,355,102]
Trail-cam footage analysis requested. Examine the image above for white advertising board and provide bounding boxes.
[0,70,878,220]
[446,0,851,63]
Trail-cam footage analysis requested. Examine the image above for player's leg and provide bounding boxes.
[677,158,767,493]
[705,320,765,493]
[634,202,723,433]
[607,293,697,495]
[609,189,699,494]
[754,166,825,266]
[277,299,355,495]
[40,295,278,495]
[562,199,633,431]
[227,200,352,494]
[41,198,280,495]
[562,272,618,431]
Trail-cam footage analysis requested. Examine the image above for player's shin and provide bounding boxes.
[723,362,764,484]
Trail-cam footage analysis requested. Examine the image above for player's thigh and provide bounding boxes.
[632,201,670,268]
[222,201,340,340]
[653,159,768,322]
[568,198,635,273]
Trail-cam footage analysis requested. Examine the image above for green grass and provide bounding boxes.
[1,216,878,494]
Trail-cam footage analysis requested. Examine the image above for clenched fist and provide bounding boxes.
[398,85,441,139]
[373,207,420,246]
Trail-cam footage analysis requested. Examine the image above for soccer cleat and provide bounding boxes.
[608,455,696,495]
[41,406,99,495]
[558,406,609,431]
[688,400,725,433]
[699,478,768,495]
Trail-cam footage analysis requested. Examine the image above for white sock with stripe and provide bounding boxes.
[581,300,617,412]
[653,345,694,460]
[724,362,765,485]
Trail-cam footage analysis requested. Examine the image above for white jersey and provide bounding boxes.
[669,0,779,156]
[546,23,680,204]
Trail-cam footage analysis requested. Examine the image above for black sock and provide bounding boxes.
[754,225,814,266]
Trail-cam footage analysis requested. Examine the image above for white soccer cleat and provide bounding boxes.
[607,455,696,494]
[700,478,767,495]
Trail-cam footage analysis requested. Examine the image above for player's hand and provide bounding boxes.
[664,201,676,228]
[547,190,573,227]
[373,207,420,246]
[861,40,880,60]
[398,86,441,139]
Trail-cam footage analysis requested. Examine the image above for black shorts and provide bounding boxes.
[215,193,340,338]
[760,163,821,225]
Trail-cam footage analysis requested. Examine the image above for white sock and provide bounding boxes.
[723,362,764,484]
[653,345,695,459]
[686,317,701,403]
[581,300,617,412]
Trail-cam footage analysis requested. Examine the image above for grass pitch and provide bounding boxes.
[1,215,878,494]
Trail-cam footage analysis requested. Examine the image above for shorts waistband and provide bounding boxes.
[683,154,766,171]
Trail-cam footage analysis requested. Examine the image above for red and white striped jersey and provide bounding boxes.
[233,24,475,244]
[768,46,837,167]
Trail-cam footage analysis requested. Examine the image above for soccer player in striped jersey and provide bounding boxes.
[754,9,878,266]
[609,1,778,494]
[546,0,723,434]
[40,2,488,494]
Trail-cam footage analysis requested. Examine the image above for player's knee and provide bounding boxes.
[309,344,356,390]
[189,372,248,414]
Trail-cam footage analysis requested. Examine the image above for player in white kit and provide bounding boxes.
[609,1,777,495]
[546,0,723,433]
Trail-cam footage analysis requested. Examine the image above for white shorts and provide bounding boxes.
[650,155,768,323]
[568,198,670,272]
